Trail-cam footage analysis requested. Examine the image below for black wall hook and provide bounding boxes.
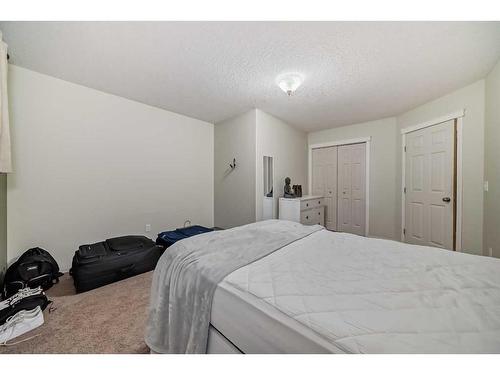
[229,158,236,169]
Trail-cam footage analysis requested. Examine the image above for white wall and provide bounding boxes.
[484,59,500,258]
[214,109,307,225]
[7,65,214,270]
[255,110,308,221]
[214,110,256,229]
[396,80,485,255]
[308,117,398,240]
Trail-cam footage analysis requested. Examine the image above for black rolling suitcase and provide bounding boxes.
[70,235,163,293]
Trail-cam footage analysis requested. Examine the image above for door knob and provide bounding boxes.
[442,197,451,203]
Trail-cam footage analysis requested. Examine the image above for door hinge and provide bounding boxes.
[404,187,406,194]
[404,146,407,152]
[403,228,406,235]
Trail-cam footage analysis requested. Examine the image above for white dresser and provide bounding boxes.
[278,195,325,226]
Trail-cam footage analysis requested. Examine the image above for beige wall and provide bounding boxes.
[396,80,485,255]
[308,117,398,240]
[484,59,500,258]
[255,109,308,221]
[307,79,487,254]
[0,173,6,283]
[214,109,307,226]
[214,110,256,229]
[7,65,214,270]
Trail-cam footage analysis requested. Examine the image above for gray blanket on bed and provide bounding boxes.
[144,220,323,354]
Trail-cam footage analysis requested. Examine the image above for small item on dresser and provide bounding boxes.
[283,177,296,198]
[293,185,302,197]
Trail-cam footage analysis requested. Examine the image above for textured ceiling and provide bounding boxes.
[1,21,500,131]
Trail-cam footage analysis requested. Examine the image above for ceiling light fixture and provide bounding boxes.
[276,72,304,96]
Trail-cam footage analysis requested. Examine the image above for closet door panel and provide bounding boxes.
[350,143,366,235]
[324,146,337,230]
[311,148,324,197]
[337,145,351,232]
[312,147,337,230]
[337,143,366,236]
[312,164,325,197]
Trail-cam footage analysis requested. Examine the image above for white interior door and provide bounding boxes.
[404,120,454,249]
[312,147,337,230]
[337,143,366,236]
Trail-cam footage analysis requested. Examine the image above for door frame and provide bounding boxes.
[308,137,371,236]
[400,109,464,251]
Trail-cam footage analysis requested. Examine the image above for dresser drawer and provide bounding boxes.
[300,207,324,225]
[300,198,323,211]
[279,196,324,225]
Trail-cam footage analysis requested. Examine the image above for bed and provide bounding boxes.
[146,220,500,354]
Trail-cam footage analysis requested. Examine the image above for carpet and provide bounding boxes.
[0,272,153,354]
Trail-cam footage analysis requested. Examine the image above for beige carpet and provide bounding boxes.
[0,272,153,354]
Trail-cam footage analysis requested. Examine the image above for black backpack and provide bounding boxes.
[3,247,63,298]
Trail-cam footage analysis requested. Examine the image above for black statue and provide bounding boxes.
[284,177,296,198]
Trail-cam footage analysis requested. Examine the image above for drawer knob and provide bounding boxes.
[306,216,309,219]
[318,212,320,215]
[306,203,309,207]
[318,201,321,204]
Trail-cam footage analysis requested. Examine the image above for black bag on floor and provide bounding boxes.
[156,225,214,248]
[3,247,63,298]
[70,235,163,293]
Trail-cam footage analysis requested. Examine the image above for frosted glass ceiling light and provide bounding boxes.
[276,73,304,96]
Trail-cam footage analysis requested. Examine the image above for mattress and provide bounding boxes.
[211,229,500,353]
[211,277,343,353]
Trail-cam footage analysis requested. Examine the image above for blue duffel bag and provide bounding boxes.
[156,225,213,248]
[177,225,214,237]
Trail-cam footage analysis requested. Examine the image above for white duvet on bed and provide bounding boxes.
[222,230,500,353]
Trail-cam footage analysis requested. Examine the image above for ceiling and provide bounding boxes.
[1,21,500,132]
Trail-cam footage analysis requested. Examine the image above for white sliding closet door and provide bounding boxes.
[337,143,366,236]
[404,120,454,249]
[312,147,337,230]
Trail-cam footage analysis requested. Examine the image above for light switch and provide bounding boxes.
[145,224,151,232]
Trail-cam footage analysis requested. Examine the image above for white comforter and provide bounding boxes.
[223,229,500,353]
